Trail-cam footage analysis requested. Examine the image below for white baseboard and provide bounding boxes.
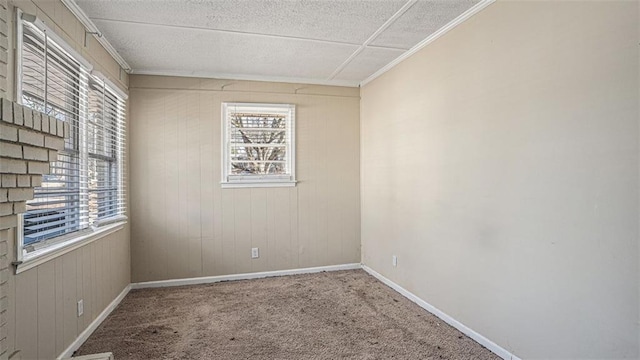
[130,263,362,289]
[361,265,520,360]
[57,284,131,359]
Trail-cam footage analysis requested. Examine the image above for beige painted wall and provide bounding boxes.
[4,1,130,359]
[129,75,360,282]
[6,227,129,359]
[361,1,639,359]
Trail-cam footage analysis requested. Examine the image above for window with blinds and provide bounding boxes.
[18,18,126,251]
[86,78,126,226]
[221,103,296,188]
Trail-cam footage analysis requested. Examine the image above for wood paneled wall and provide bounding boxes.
[129,76,360,282]
[7,228,130,359]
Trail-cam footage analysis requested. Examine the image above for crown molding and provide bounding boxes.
[61,0,132,72]
[130,69,360,88]
[360,0,496,87]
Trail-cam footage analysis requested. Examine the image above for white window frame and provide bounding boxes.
[14,10,127,273]
[221,102,296,188]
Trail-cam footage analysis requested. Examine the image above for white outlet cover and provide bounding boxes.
[392,255,398,267]
[251,247,259,259]
[77,299,84,317]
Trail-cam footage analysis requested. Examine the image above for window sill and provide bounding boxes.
[14,221,126,274]
[221,180,297,189]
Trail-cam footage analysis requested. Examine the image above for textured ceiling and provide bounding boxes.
[75,0,481,86]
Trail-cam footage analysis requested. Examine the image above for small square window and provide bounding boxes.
[221,102,296,188]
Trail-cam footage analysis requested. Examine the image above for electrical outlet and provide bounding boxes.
[77,299,84,317]
[392,255,398,267]
[251,247,259,259]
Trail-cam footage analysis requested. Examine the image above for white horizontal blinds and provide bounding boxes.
[87,78,126,225]
[21,22,88,246]
[20,19,127,248]
[20,24,45,109]
[227,105,292,176]
[108,88,127,220]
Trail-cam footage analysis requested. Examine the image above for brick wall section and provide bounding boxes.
[0,1,9,358]
[0,97,67,360]
[0,98,68,230]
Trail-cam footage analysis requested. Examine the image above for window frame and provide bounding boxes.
[221,102,296,188]
[14,11,127,272]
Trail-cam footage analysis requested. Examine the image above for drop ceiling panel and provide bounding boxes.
[72,0,487,86]
[76,0,407,44]
[370,0,481,49]
[333,47,405,82]
[93,19,359,82]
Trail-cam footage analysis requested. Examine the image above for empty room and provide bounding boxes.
[0,0,638,359]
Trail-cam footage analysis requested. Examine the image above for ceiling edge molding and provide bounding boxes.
[359,0,496,87]
[61,0,132,72]
[129,69,361,88]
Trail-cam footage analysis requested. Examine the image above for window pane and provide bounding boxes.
[228,112,289,175]
[21,26,45,109]
[21,22,84,246]
[230,161,287,175]
[88,157,118,223]
[88,79,123,223]
[24,151,81,245]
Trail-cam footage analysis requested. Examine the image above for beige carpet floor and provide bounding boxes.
[75,270,499,359]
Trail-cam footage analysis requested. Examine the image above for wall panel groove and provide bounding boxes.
[129,76,361,282]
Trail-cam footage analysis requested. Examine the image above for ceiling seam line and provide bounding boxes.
[365,44,410,51]
[361,0,418,47]
[90,17,364,47]
[326,47,366,81]
[327,0,418,80]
